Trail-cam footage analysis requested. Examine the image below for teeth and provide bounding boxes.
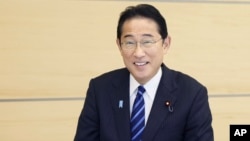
[135,62,147,66]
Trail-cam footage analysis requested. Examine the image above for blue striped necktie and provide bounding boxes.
[131,85,146,141]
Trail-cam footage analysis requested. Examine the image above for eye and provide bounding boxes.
[141,40,153,46]
[142,40,151,44]
[125,41,135,45]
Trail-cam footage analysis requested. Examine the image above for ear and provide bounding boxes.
[116,38,122,51]
[163,35,171,54]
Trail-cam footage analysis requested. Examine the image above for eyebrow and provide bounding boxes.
[123,34,154,38]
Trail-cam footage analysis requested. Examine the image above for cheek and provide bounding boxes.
[147,49,162,57]
[121,51,130,58]
[148,50,165,62]
[120,52,132,63]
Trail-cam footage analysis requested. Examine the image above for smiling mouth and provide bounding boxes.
[134,62,149,66]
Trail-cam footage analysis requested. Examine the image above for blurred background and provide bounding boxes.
[0,0,250,140]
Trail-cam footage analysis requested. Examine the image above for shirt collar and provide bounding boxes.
[129,67,162,99]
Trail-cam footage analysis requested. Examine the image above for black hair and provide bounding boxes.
[117,4,168,40]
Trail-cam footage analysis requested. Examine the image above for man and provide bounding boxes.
[74,4,213,141]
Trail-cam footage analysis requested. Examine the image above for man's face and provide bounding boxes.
[117,17,171,84]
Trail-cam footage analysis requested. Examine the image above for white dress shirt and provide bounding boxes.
[129,68,162,124]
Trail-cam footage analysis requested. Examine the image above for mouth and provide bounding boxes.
[134,62,149,66]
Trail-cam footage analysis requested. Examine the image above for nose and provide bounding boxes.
[133,43,145,58]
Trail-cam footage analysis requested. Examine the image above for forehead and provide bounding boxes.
[121,17,160,38]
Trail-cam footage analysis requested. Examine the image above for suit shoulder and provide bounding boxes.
[92,68,129,82]
[167,69,209,102]
[170,69,205,88]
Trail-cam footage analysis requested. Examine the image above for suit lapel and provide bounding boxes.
[142,65,178,141]
[111,69,131,141]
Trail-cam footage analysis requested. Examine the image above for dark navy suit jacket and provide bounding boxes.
[74,64,214,141]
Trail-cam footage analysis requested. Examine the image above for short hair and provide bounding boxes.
[117,4,168,40]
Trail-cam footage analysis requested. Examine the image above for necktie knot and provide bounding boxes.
[137,86,145,96]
